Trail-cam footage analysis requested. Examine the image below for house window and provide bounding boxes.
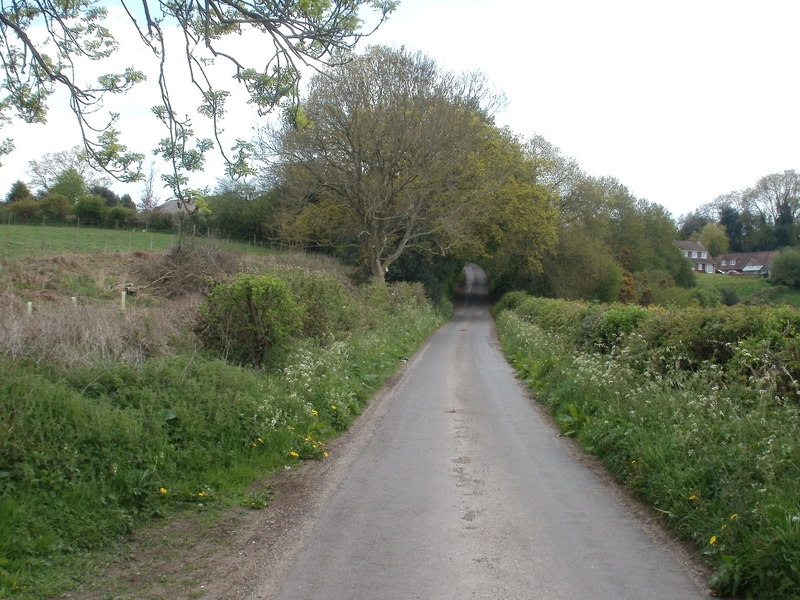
[730,258,736,266]
[701,252,707,259]
[683,250,689,257]
[691,251,698,258]
[721,259,727,266]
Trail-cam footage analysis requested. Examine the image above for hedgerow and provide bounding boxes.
[495,293,800,599]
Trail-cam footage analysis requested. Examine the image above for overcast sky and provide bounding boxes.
[1,0,798,219]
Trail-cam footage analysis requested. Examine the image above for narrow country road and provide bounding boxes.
[256,264,709,599]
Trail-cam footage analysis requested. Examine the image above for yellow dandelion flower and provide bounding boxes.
[290,451,299,458]
[160,488,167,494]
[730,513,739,520]
[257,437,264,443]
[311,410,319,416]
[198,492,205,497]
[304,436,312,442]
[709,535,717,545]
[330,405,337,410]
[323,452,329,457]
[688,495,698,501]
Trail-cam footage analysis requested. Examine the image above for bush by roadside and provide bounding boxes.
[495,294,800,600]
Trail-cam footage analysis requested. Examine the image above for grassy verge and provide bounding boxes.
[494,296,800,600]
[0,247,447,599]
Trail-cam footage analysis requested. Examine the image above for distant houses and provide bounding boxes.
[715,251,776,277]
[675,240,715,274]
[674,241,776,277]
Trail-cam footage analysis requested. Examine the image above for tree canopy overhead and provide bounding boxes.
[0,0,396,204]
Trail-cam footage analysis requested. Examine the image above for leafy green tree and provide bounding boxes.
[0,0,397,203]
[4,180,32,203]
[678,209,711,240]
[694,222,729,257]
[27,147,103,192]
[538,231,624,302]
[770,247,800,288]
[89,185,121,207]
[204,182,278,242]
[271,46,506,283]
[49,168,87,204]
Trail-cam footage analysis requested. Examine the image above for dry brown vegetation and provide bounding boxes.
[0,241,356,367]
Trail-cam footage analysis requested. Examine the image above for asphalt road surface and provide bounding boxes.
[268,264,708,600]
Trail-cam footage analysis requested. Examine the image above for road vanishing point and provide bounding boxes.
[232,264,709,600]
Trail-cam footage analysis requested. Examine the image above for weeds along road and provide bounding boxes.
[256,264,708,600]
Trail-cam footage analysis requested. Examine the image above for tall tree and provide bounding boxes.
[4,180,32,203]
[743,170,800,247]
[27,147,106,193]
[0,0,396,203]
[694,222,730,257]
[269,46,509,282]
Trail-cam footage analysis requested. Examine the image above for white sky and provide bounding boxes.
[1,0,798,218]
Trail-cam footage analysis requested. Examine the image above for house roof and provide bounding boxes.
[674,240,709,253]
[153,199,186,214]
[716,251,776,269]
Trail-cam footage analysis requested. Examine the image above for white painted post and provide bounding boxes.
[121,290,127,311]
[71,296,77,307]
[27,301,32,316]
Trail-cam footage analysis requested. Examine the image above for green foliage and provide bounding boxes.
[274,46,514,282]
[73,196,105,225]
[49,168,86,204]
[39,194,71,221]
[770,247,800,289]
[5,180,32,203]
[106,205,130,226]
[496,304,800,600]
[271,266,357,339]
[0,267,443,598]
[8,199,39,221]
[0,0,395,203]
[196,273,303,365]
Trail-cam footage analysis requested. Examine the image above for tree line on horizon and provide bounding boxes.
[2,43,796,304]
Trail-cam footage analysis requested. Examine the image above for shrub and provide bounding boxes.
[39,194,71,221]
[106,205,131,227]
[196,273,303,365]
[771,247,800,289]
[9,198,40,221]
[271,266,357,339]
[74,196,106,225]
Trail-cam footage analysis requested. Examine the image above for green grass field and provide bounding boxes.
[694,272,800,308]
[0,224,276,261]
[0,224,179,259]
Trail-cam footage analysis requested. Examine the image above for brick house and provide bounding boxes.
[675,240,715,274]
[715,251,776,277]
